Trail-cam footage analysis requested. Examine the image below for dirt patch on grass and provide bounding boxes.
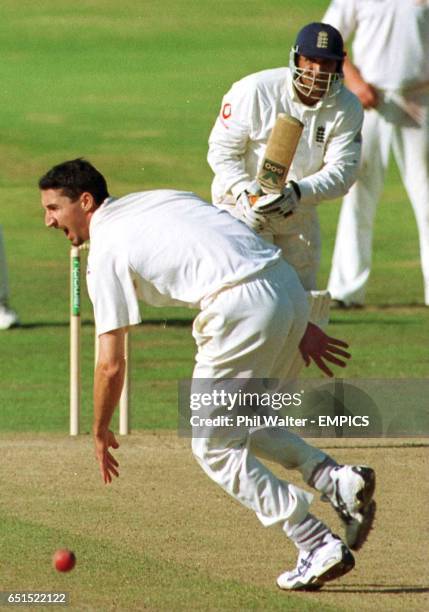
[0,432,427,611]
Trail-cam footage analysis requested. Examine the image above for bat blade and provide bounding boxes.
[257,113,304,194]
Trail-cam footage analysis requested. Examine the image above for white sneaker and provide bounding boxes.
[277,535,355,591]
[0,304,19,330]
[328,465,376,551]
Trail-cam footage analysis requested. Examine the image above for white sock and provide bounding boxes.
[308,458,338,497]
[284,513,334,552]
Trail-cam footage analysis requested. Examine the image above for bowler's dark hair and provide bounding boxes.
[38,158,109,206]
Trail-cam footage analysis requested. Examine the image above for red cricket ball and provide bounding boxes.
[53,548,76,572]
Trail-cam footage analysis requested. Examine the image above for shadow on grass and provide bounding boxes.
[331,303,427,310]
[16,319,194,330]
[322,585,429,594]
[331,317,422,325]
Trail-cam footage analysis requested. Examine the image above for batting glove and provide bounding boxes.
[235,191,266,232]
[253,181,300,219]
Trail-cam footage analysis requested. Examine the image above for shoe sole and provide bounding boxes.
[316,545,355,584]
[280,545,355,591]
[347,467,376,551]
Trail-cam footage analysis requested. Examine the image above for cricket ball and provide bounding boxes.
[53,548,76,572]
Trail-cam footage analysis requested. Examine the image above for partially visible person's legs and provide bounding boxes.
[392,104,429,305]
[0,226,19,330]
[272,208,321,292]
[328,109,391,306]
[191,262,356,589]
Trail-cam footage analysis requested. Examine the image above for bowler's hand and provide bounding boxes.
[299,322,351,377]
[93,429,120,484]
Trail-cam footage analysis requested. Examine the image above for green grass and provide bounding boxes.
[1,433,349,611]
[1,434,426,611]
[0,3,427,609]
[0,0,428,436]
[2,515,335,611]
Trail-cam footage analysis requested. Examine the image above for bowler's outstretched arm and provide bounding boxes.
[93,327,127,484]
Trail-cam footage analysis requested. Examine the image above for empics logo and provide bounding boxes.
[317,31,329,49]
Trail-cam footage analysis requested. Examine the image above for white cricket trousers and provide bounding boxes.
[262,208,321,292]
[328,97,429,305]
[191,261,328,529]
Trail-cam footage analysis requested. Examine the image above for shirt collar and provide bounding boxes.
[102,196,117,206]
[89,196,117,234]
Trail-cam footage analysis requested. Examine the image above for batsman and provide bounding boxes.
[208,22,363,292]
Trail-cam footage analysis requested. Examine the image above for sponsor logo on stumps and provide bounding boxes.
[72,256,80,316]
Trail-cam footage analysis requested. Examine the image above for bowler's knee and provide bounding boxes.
[191,436,245,475]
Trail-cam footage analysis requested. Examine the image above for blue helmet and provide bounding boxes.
[294,22,345,63]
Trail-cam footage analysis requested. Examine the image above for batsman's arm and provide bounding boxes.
[296,94,363,206]
[208,80,262,199]
[93,327,127,484]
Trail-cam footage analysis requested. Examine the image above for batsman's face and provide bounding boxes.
[42,188,91,246]
[297,55,338,102]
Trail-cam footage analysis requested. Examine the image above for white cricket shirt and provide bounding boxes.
[324,0,429,91]
[86,190,284,335]
[208,67,363,206]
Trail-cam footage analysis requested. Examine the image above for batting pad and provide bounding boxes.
[285,290,332,379]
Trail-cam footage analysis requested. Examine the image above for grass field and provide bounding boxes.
[1,434,428,611]
[0,1,428,610]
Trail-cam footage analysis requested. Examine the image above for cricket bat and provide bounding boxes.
[257,113,304,194]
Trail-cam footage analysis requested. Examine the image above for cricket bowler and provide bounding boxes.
[40,158,376,590]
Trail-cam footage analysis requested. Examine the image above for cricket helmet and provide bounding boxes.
[290,22,345,99]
